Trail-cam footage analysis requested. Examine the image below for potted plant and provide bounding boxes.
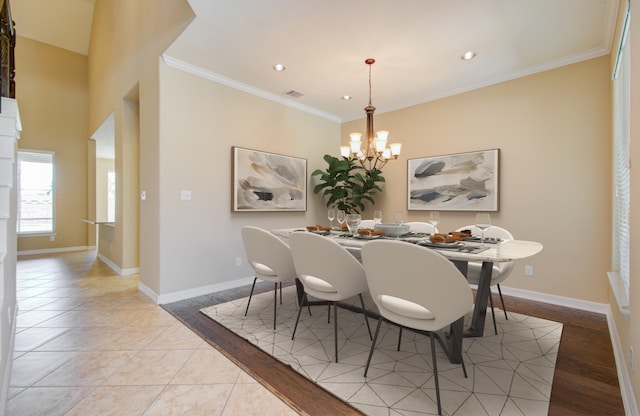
[311,154,385,214]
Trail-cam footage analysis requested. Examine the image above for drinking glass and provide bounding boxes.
[345,213,362,236]
[373,210,383,224]
[475,213,491,246]
[428,211,440,234]
[336,210,346,231]
[393,211,404,238]
[327,209,336,230]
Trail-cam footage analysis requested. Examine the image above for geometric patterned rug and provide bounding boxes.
[201,285,562,416]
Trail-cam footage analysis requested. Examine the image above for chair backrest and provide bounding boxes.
[456,224,513,241]
[406,221,437,234]
[457,224,515,277]
[362,240,472,332]
[241,226,297,280]
[359,219,376,229]
[289,231,368,299]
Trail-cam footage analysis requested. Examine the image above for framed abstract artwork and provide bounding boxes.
[232,147,307,212]
[407,149,499,211]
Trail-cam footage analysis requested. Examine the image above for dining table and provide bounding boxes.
[271,227,543,364]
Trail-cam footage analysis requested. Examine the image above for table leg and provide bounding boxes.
[465,260,493,337]
[438,316,465,364]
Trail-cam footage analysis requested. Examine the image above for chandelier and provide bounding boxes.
[340,58,401,174]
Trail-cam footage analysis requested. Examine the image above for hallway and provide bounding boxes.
[8,250,298,416]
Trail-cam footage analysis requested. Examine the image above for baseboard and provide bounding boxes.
[96,253,139,276]
[497,285,610,315]
[0,302,17,416]
[605,304,639,416]
[139,275,256,305]
[17,245,92,256]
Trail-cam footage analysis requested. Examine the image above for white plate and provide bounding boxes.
[354,234,383,240]
[420,241,464,248]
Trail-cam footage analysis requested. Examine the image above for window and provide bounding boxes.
[609,2,630,318]
[107,169,115,223]
[17,150,55,235]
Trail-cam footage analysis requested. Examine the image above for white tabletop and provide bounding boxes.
[272,228,543,263]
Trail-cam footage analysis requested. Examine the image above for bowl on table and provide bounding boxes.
[374,223,410,237]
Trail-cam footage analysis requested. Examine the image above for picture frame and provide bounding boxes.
[232,147,307,212]
[407,149,499,211]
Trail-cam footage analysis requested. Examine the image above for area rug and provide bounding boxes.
[200,286,562,416]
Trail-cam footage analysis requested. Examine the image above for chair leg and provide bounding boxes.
[244,277,258,316]
[358,294,372,340]
[292,293,307,340]
[273,282,278,330]
[497,284,508,320]
[430,333,442,416]
[333,302,339,362]
[327,304,331,323]
[489,292,498,335]
[397,328,403,351]
[364,318,383,377]
[279,281,283,304]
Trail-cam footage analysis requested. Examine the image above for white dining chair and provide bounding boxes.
[361,240,472,416]
[289,231,372,363]
[405,221,437,234]
[241,226,298,330]
[358,219,376,229]
[457,224,515,334]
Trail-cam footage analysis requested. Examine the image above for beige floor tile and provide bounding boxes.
[11,251,299,416]
[103,349,195,385]
[222,383,298,416]
[16,310,66,328]
[6,386,95,416]
[94,325,167,350]
[127,307,183,327]
[13,327,70,351]
[34,327,110,351]
[143,384,234,416]
[171,347,243,384]
[145,324,204,350]
[64,385,164,416]
[35,350,138,386]
[10,351,80,387]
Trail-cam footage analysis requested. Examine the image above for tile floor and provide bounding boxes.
[7,250,298,416]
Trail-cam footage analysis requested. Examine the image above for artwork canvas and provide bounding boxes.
[407,149,499,211]
[232,147,307,211]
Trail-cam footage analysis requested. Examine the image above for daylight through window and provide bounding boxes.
[17,150,55,234]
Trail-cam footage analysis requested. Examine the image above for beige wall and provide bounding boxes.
[157,63,339,294]
[344,56,612,303]
[15,36,89,252]
[88,0,193,275]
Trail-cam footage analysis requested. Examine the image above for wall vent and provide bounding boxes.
[285,90,303,98]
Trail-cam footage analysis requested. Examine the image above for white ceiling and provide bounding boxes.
[11,0,619,124]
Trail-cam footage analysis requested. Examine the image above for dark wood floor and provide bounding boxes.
[163,282,626,416]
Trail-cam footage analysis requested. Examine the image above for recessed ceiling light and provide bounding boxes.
[461,51,476,60]
[273,63,286,71]
[341,95,352,100]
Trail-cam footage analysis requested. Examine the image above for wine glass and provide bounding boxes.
[393,211,404,238]
[475,213,491,246]
[373,210,383,225]
[336,210,346,231]
[327,209,336,230]
[345,213,362,236]
[428,211,440,234]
